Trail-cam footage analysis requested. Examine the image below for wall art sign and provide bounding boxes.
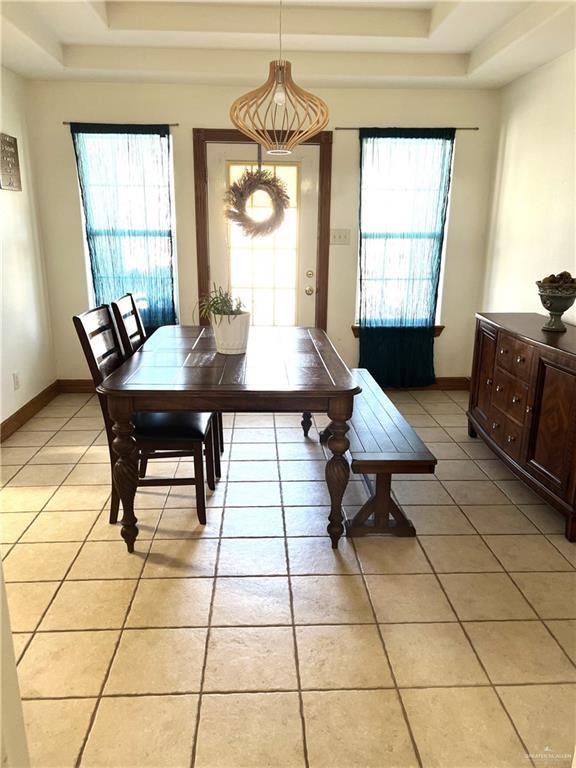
[0,134,22,191]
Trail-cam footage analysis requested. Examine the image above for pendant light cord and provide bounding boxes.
[278,0,283,64]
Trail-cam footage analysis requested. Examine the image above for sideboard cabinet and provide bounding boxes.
[468,313,576,541]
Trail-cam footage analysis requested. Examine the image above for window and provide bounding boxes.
[70,124,177,330]
[358,128,455,328]
[227,161,299,326]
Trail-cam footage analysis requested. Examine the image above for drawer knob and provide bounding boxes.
[512,395,521,404]
[492,422,500,430]
[515,355,525,364]
[499,348,507,355]
[507,435,516,443]
[486,378,493,386]
[525,405,532,414]
[495,385,503,392]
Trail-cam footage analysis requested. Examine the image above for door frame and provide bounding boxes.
[193,128,332,329]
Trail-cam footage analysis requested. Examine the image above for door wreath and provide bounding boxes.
[224,168,290,238]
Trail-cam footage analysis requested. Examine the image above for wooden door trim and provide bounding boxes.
[193,128,333,330]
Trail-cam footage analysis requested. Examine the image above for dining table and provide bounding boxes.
[97,325,361,553]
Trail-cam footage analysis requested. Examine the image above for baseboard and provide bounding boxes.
[0,381,60,440]
[57,379,95,394]
[432,377,470,391]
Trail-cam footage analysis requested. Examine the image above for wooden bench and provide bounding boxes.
[321,368,437,536]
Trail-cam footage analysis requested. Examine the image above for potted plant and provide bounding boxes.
[199,284,250,354]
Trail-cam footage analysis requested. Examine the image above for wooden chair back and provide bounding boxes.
[111,293,147,356]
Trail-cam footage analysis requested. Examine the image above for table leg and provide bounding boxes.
[109,398,139,553]
[301,411,312,438]
[325,398,352,549]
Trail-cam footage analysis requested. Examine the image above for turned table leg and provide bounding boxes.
[301,411,313,438]
[325,398,353,549]
[109,398,139,553]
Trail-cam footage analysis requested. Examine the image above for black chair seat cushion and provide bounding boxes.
[133,411,211,441]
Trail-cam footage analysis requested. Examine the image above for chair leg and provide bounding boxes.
[205,426,216,492]
[139,456,148,478]
[193,443,207,525]
[212,414,222,480]
[109,484,120,524]
[217,412,224,454]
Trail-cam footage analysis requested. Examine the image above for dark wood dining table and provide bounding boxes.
[97,325,361,552]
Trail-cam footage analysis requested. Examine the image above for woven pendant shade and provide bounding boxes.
[230,60,329,155]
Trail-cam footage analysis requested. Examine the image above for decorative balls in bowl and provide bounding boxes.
[536,271,576,333]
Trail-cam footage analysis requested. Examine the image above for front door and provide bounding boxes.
[207,143,319,326]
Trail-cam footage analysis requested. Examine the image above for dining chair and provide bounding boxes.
[73,305,218,526]
[111,292,225,469]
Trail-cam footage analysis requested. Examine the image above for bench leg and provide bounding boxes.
[301,411,313,438]
[346,473,416,537]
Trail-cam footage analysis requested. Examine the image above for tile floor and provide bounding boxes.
[1,389,575,768]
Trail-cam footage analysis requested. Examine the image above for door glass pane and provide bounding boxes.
[228,162,299,326]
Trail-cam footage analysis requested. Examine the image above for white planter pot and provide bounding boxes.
[213,311,250,354]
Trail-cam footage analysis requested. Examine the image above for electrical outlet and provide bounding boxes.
[12,372,20,391]
[330,228,351,246]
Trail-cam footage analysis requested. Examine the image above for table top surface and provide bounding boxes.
[98,325,361,398]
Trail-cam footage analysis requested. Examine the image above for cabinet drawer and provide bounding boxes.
[496,332,534,381]
[487,409,506,448]
[501,418,523,462]
[491,368,529,425]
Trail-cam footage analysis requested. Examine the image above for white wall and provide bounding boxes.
[483,52,576,323]
[1,68,55,420]
[24,79,500,380]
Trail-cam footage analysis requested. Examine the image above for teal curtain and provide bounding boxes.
[358,127,455,387]
[70,124,177,330]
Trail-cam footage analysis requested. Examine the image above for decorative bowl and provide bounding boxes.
[537,282,576,333]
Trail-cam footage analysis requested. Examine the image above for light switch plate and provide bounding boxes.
[330,228,351,246]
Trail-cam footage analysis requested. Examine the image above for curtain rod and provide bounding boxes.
[334,126,479,131]
[62,122,180,126]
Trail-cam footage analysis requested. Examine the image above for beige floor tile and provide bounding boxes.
[279,460,325,481]
[155,507,222,538]
[225,481,282,507]
[44,485,110,511]
[366,574,456,622]
[519,504,565,534]
[231,443,278,461]
[297,624,393,689]
[287,536,359,574]
[439,573,537,620]
[546,620,576,663]
[443,480,510,505]
[211,576,292,625]
[127,577,213,627]
[88,507,162,541]
[497,684,575,768]
[414,426,453,442]
[475,459,516,480]
[510,572,576,618]
[221,506,283,537]
[1,446,41,465]
[8,464,74,486]
[62,417,104,431]
[195,692,305,768]
[406,414,437,427]
[434,414,469,427]
[422,402,464,415]
[355,537,431,574]
[0,512,36,543]
[12,632,32,661]
[291,575,373,624]
[282,480,331,506]
[304,690,418,768]
[398,505,475,534]
[28,446,88,464]
[460,441,498,459]
[381,622,488,687]
[18,630,118,697]
[235,413,274,427]
[547,535,576,566]
[23,698,97,768]
[496,480,543,505]
[391,480,453,505]
[40,579,136,630]
[2,431,54,448]
[434,460,487,480]
[218,537,287,576]
[1,465,21,485]
[68,540,149,580]
[204,626,297,692]
[6,581,59,631]
[424,442,469,460]
[419,535,503,572]
[79,446,110,463]
[461,505,538,534]
[228,461,279,481]
[4,542,81,582]
[0,486,57,512]
[46,430,100,447]
[484,535,573,571]
[284,506,330,536]
[63,463,113,485]
[105,627,206,694]
[401,687,528,768]
[20,510,99,542]
[82,695,198,768]
[142,538,217,578]
[465,621,576,684]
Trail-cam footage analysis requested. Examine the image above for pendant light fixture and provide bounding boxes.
[230,0,329,155]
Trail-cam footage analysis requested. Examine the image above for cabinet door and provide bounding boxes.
[469,322,497,430]
[525,354,576,496]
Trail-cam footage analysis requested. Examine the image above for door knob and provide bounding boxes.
[306,270,314,278]
[304,286,314,296]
